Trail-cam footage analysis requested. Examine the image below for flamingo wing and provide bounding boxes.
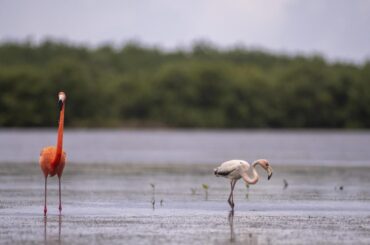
[214,160,248,177]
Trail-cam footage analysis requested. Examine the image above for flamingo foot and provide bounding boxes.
[44,207,47,216]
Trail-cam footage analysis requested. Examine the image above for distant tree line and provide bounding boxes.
[0,41,369,128]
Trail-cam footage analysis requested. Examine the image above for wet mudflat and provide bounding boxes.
[1,163,370,244]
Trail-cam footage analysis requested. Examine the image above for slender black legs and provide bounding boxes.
[228,180,237,209]
[44,177,48,215]
[231,180,236,206]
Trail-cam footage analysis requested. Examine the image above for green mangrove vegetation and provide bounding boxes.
[0,41,369,128]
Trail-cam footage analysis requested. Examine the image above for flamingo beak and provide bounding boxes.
[267,166,273,180]
[58,92,66,111]
[58,99,63,111]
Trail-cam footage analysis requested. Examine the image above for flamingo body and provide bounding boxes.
[39,146,66,177]
[214,160,250,180]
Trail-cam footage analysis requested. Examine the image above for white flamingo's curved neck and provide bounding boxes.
[252,160,260,168]
[241,165,259,184]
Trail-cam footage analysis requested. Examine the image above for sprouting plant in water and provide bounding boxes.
[160,199,163,206]
[151,198,155,210]
[202,184,209,200]
[283,179,288,190]
[190,188,197,195]
[150,183,156,209]
[150,183,155,194]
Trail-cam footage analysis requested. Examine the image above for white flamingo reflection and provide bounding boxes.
[226,211,259,244]
[228,210,235,242]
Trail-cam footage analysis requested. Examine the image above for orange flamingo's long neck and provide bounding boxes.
[52,104,64,168]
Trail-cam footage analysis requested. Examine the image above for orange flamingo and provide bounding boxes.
[39,92,67,215]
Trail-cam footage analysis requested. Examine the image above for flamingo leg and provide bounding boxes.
[58,176,62,212]
[44,176,47,215]
[231,180,236,208]
[228,180,236,209]
[228,182,233,207]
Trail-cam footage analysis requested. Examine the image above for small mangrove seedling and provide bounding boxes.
[150,183,156,194]
[283,179,288,189]
[202,184,209,200]
[151,198,155,210]
[150,183,156,209]
[190,188,197,195]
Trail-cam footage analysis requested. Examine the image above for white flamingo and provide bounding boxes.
[214,159,273,209]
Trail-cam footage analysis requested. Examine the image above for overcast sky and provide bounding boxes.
[0,0,369,63]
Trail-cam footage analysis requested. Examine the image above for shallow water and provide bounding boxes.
[1,164,369,244]
[1,129,370,166]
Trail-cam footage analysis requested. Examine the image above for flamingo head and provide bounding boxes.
[255,159,273,180]
[58,92,66,110]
